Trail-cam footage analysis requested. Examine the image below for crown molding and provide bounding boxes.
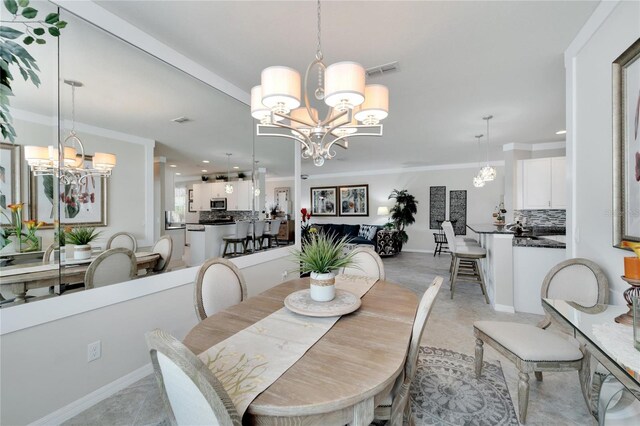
[502,141,566,152]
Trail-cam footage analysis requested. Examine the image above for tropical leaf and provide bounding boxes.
[44,12,58,24]
[47,27,59,37]
[42,174,54,205]
[3,0,18,15]
[0,26,23,39]
[17,0,28,7]
[21,7,37,19]
[33,27,44,36]
[35,38,45,45]
[23,36,33,45]
[55,21,67,29]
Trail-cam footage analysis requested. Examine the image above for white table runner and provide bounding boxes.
[592,323,640,373]
[197,274,378,416]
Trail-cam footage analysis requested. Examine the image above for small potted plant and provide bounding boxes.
[290,232,356,302]
[65,227,101,260]
[22,219,45,252]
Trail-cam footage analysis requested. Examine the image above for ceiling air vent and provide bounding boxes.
[365,61,399,78]
[171,116,191,124]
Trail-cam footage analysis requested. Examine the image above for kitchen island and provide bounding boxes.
[467,223,567,315]
[187,223,235,266]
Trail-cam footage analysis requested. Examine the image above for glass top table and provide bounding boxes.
[542,299,639,402]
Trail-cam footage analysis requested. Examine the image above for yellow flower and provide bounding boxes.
[622,241,640,258]
[7,203,23,213]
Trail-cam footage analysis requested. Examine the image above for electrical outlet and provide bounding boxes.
[88,341,101,362]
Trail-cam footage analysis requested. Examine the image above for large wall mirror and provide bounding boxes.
[0,1,296,308]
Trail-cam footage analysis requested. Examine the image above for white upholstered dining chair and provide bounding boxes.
[340,246,386,280]
[84,248,137,289]
[152,235,173,273]
[474,258,609,424]
[145,329,242,426]
[106,232,137,252]
[375,276,443,426]
[194,257,247,321]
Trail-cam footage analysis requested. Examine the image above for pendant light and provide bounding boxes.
[225,153,234,194]
[473,134,486,188]
[479,115,496,182]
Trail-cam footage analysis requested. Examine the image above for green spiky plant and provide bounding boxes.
[1,0,67,142]
[65,227,101,246]
[290,231,356,274]
[388,189,418,248]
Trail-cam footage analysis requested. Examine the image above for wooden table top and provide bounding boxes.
[0,252,160,287]
[183,277,418,421]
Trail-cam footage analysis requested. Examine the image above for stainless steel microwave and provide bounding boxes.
[210,198,227,210]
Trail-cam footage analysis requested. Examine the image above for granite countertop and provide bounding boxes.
[467,224,515,234]
[512,235,566,249]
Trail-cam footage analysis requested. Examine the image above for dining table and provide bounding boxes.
[0,252,160,303]
[183,277,418,425]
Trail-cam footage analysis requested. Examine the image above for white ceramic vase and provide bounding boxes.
[310,272,336,302]
[74,244,92,260]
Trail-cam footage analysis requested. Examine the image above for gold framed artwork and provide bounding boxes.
[613,37,640,247]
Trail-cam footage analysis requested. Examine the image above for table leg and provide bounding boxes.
[10,283,28,304]
[350,397,374,426]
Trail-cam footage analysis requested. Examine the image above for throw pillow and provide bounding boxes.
[358,224,377,241]
[343,224,360,238]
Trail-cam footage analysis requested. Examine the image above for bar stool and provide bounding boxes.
[442,221,489,303]
[263,219,282,248]
[222,221,250,257]
[248,220,266,251]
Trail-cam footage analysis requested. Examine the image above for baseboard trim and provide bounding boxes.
[494,303,516,314]
[401,249,436,254]
[29,363,153,426]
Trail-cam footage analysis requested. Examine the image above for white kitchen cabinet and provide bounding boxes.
[550,157,566,208]
[226,181,251,211]
[193,183,213,211]
[518,156,566,209]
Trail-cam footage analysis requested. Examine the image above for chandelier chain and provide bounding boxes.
[315,0,322,60]
[71,84,76,133]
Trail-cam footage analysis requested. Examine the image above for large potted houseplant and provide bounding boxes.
[65,227,101,260]
[388,189,418,251]
[291,232,356,302]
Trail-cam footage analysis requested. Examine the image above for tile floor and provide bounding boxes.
[63,252,596,426]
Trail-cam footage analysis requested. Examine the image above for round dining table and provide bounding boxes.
[183,277,418,425]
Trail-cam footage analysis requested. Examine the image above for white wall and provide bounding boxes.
[301,165,505,252]
[0,253,293,425]
[265,177,294,215]
[568,1,639,304]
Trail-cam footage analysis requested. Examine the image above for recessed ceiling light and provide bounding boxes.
[233,166,239,169]
[175,172,181,175]
[202,160,210,163]
[171,116,191,124]
[169,164,177,168]
[555,130,566,135]
[201,169,208,173]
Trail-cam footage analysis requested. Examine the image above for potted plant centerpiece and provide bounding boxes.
[291,232,356,302]
[65,227,101,260]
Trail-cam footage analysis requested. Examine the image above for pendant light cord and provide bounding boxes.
[71,84,76,133]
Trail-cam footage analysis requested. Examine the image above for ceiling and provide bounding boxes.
[12,1,597,176]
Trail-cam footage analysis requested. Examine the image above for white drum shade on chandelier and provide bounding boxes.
[251,0,389,167]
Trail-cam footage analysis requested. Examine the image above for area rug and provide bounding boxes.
[409,346,519,426]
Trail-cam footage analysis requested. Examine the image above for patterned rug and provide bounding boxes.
[410,347,519,426]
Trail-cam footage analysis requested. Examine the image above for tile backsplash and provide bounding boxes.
[513,209,566,227]
[199,210,257,222]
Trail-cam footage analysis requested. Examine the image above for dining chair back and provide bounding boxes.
[375,277,443,425]
[106,232,138,253]
[152,235,173,273]
[42,243,55,264]
[340,247,386,280]
[441,221,458,253]
[84,248,137,289]
[145,329,241,426]
[264,219,282,248]
[541,258,609,307]
[194,257,247,321]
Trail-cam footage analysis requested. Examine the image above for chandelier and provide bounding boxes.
[24,80,116,185]
[479,115,496,182]
[473,134,486,188]
[250,0,389,167]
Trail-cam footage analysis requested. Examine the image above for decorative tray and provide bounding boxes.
[284,289,361,317]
